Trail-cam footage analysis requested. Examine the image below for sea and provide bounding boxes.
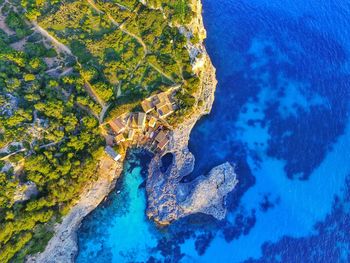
[76,0,350,262]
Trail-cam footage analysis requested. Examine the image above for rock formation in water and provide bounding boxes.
[179,163,238,220]
[146,0,238,226]
[147,159,238,225]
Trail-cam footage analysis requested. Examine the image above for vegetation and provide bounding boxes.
[0,0,202,261]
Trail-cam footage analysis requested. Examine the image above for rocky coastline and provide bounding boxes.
[26,157,123,263]
[146,53,238,225]
[26,0,238,262]
[146,0,238,226]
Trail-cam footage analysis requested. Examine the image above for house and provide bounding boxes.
[155,130,167,143]
[157,92,170,103]
[128,129,135,141]
[141,99,153,113]
[154,93,170,109]
[129,114,138,129]
[105,134,115,146]
[129,113,146,131]
[109,117,126,134]
[157,104,174,118]
[157,137,169,151]
[115,133,125,144]
[138,112,146,130]
[105,146,121,162]
[148,116,157,128]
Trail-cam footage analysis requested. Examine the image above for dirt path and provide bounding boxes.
[32,22,72,55]
[149,62,175,82]
[31,21,107,119]
[0,149,26,161]
[85,0,148,53]
[86,0,103,14]
[75,102,99,120]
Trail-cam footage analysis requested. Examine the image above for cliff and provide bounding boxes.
[26,157,123,263]
[146,54,238,225]
[146,0,238,225]
[26,1,238,262]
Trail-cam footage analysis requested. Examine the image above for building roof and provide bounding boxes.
[129,114,138,129]
[128,129,135,140]
[157,137,169,151]
[138,112,146,128]
[141,99,154,113]
[109,118,126,134]
[157,104,174,118]
[155,130,167,143]
[157,92,169,103]
[105,146,121,161]
[155,100,168,109]
[148,117,157,128]
[115,133,125,143]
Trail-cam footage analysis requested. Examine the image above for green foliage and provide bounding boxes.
[0,5,104,262]
[0,0,203,261]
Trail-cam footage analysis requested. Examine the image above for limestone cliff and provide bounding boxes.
[146,0,238,225]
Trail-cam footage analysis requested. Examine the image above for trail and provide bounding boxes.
[32,21,108,122]
[85,0,148,54]
[38,138,67,149]
[0,149,25,161]
[32,22,72,55]
[86,0,176,85]
[87,0,103,14]
[149,62,175,82]
[99,103,111,123]
[75,102,99,120]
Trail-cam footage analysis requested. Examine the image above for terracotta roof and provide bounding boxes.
[141,99,153,113]
[157,137,169,150]
[157,104,174,118]
[155,130,167,143]
[109,118,126,134]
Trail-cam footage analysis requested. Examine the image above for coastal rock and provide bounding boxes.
[27,0,224,261]
[147,159,237,225]
[179,162,238,220]
[26,157,123,263]
[146,52,239,225]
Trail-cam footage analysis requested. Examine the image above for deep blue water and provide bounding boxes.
[77,0,350,262]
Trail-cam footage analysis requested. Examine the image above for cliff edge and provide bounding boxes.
[146,0,238,225]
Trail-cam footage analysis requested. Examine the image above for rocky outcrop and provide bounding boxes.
[147,159,237,225]
[146,44,238,225]
[146,0,238,226]
[179,163,238,220]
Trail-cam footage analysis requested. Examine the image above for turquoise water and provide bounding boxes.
[77,0,350,262]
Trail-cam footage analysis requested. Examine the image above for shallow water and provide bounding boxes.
[77,0,350,262]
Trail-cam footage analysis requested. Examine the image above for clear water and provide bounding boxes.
[77,0,350,262]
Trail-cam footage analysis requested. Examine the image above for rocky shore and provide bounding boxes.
[26,0,238,261]
[146,0,238,226]
[26,157,123,263]
[146,53,238,225]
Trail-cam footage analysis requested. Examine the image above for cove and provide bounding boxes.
[77,0,350,262]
